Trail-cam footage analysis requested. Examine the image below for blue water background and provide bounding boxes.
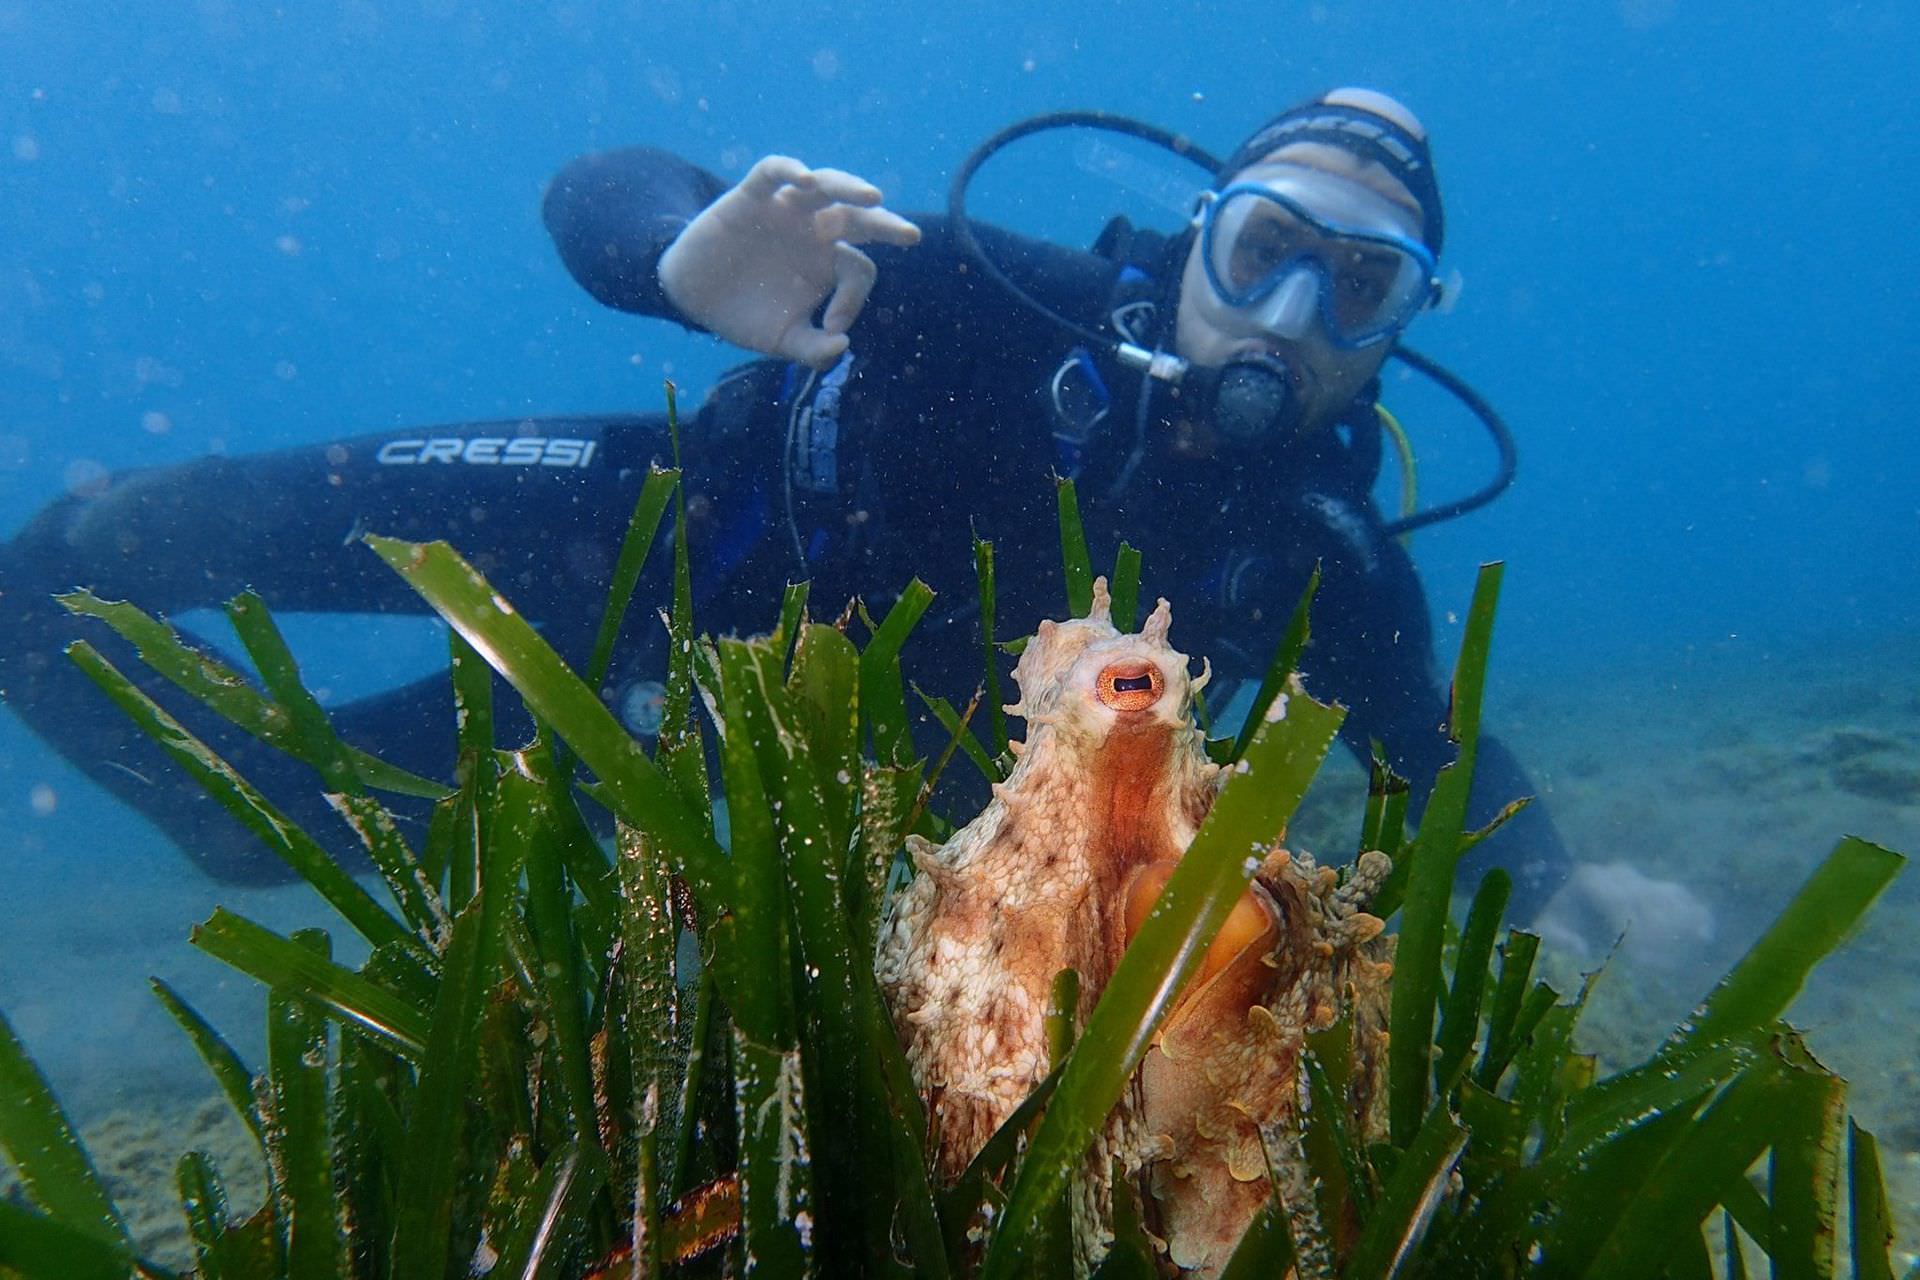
[0,1,1916,1115]
[5,2,1915,672]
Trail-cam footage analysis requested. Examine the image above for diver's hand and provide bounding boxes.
[1534,860,1716,973]
[658,154,922,370]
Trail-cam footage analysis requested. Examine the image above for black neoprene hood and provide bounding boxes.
[1218,95,1446,258]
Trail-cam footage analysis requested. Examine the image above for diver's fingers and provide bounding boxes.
[815,203,922,249]
[778,167,886,218]
[780,324,851,372]
[821,243,877,336]
[802,167,884,207]
[739,154,815,201]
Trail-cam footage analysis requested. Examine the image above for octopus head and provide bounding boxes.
[1007,578,1209,748]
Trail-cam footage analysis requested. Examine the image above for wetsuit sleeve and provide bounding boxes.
[541,146,731,321]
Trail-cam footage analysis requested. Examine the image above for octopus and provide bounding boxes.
[874,578,1396,1277]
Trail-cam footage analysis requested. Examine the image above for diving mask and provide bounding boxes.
[1196,163,1438,349]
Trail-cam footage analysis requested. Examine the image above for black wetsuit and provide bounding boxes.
[0,145,1571,916]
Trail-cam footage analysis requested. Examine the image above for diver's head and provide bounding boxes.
[1174,88,1444,444]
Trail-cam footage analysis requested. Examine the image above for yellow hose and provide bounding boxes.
[1376,403,1418,542]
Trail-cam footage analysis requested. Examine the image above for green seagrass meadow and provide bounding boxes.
[0,390,1908,1278]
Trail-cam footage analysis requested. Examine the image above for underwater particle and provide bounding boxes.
[1022,56,1037,72]
[620,680,667,738]
[810,48,841,81]
[274,360,298,381]
[274,234,301,256]
[12,133,39,162]
[1619,0,1677,30]
[150,87,183,115]
[28,783,56,816]
[134,355,184,387]
[645,64,682,105]
[140,410,172,436]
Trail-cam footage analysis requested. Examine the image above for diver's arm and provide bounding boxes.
[543,147,1116,367]
[542,146,733,320]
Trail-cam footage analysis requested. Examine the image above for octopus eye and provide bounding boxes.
[1096,662,1164,712]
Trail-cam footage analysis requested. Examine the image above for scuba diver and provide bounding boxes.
[0,87,1710,952]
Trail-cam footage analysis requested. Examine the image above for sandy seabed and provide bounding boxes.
[2,633,1915,1271]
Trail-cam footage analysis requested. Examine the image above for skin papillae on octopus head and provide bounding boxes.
[874,579,1394,1277]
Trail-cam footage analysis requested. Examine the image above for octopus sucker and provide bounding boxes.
[875,581,1394,1276]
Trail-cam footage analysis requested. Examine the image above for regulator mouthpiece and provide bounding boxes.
[1210,353,1302,445]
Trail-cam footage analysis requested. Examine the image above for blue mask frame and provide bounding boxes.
[1197,184,1439,349]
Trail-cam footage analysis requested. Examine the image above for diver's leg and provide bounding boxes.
[0,413,690,882]
[1282,494,1575,921]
